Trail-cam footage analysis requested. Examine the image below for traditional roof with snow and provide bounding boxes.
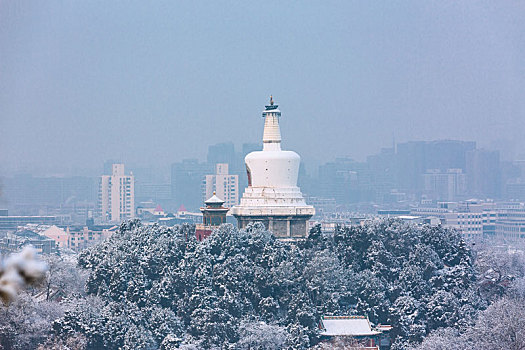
[319,316,381,337]
[41,225,67,238]
[14,229,43,239]
[205,193,225,205]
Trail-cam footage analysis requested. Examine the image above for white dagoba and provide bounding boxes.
[231,97,315,238]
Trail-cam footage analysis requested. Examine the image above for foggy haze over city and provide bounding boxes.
[1,1,524,176]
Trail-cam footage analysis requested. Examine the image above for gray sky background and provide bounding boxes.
[1,1,524,176]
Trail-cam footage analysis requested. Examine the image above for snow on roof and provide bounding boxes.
[15,229,43,239]
[376,324,393,331]
[320,316,381,337]
[205,193,224,204]
[396,215,420,220]
[41,225,66,237]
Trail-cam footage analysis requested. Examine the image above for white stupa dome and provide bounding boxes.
[231,97,314,219]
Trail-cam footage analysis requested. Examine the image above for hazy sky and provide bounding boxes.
[1,1,524,176]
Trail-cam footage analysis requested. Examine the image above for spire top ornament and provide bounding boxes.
[265,95,279,111]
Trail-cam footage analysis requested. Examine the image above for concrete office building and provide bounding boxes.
[171,159,210,211]
[423,169,467,201]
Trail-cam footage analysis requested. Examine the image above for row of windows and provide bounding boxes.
[458,215,481,219]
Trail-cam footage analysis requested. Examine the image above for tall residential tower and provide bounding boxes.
[99,164,135,222]
[203,163,239,209]
[231,97,314,238]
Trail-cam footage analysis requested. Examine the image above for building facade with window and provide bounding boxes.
[98,164,135,223]
[203,163,239,209]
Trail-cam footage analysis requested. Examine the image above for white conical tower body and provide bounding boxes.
[231,97,315,238]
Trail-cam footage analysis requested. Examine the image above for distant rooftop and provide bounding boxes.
[205,193,225,205]
[320,316,381,337]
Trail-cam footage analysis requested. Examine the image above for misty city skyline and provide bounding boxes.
[1,1,524,176]
[2,4,525,349]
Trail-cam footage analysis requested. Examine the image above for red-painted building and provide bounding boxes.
[195,193,229,241]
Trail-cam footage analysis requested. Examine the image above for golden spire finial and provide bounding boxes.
[213,191,216,195]
[270,95,274,106]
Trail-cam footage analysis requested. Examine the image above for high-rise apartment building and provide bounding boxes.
[396,140,476,196]
[207,142,236,169]
[466,149,501,199]
[1,175,97,210]
[98,164,135,222]
[318,157,373,204]
[203,163,239,209]
[171,159,210,211]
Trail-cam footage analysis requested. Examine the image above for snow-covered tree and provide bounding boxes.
[417,295,525,350]
[475,243,525,301]
[235,319,287,349]
[0,246,47,304]
[0,292,63,349]
[42,254,87,300]
[48,219,486,349]
[415,327,471,350]
[469,296,525,350]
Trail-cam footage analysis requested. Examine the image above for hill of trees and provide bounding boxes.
[2,219,524,349]
[45,219,485,349]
